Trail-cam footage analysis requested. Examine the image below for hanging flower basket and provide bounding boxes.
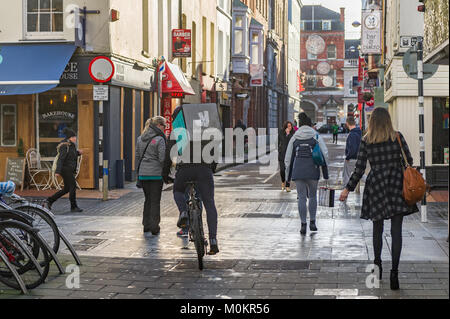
[363,92,374,102]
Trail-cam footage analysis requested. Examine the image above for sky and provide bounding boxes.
[301,0,362,39]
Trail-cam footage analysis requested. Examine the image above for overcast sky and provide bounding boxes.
[301,0,362,39]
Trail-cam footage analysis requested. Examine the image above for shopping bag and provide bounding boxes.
[318,185,335,208]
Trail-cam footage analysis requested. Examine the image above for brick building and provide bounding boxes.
[299,5,345,124]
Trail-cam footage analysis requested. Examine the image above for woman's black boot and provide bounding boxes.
[300,223,307,235]
[390,270,400,290]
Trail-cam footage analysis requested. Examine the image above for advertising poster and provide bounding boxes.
[361,10,382,55]
[172,29,192,58]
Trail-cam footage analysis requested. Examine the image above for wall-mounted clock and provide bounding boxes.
[317,62,331,75]
[322,76,333,88]
[306,35,326,55]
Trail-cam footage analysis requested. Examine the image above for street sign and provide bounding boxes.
[403,47,438,80]
[89,56,115,83]
[93,85,109,101]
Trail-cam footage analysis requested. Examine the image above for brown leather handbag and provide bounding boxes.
[397,134,427,206]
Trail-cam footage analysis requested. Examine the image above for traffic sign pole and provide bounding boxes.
[417,37,427,223]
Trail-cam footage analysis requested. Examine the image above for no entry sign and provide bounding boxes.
[89,56,115,83]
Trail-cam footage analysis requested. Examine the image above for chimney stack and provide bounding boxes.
[340,7,345,23]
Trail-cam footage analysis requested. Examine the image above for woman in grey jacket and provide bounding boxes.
[136,116,167,235]
[285,113,329,235]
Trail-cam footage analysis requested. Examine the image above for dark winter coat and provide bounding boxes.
[278,129,294,162]
[345,127,363,161]
[55,140,79,174]
[346,132,419,221]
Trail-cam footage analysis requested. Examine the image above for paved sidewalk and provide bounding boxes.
[1,256,448,299]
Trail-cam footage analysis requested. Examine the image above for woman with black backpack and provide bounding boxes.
[285,113,329,236]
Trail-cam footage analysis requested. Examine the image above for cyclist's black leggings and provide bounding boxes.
[373,215,404,271]
[174,166,218,239]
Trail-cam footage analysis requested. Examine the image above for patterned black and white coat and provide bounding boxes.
[346,132,419,221]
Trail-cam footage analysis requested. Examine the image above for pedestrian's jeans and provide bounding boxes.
[295,180,319,224]
[48,168,77,208]
[142,180,163,233]
[173,166,218,239]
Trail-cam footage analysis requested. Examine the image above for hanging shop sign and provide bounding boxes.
[250,64,264,87]
[162,97,173,138]
[361,10,382,55]
[172,29,192,58]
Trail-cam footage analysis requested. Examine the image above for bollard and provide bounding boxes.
[103,160,109,201]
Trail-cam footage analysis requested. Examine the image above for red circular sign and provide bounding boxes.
[89,56,115,83]
[366,98,375,107]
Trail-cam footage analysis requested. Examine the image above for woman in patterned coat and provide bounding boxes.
[339,108,419,291]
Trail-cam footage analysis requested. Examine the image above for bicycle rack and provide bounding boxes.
[4,229,44,277]
[35,232,65,275]
[0,244,28,294]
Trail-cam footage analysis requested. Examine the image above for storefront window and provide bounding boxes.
[432,97,449,165]
[38,89,78,158]
[1,104,17,147]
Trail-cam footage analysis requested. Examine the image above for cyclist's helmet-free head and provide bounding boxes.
[0,181,16,197]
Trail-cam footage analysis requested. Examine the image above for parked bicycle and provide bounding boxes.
[185,182,208,271]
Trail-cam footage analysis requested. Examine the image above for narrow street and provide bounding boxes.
[1,135,448,299]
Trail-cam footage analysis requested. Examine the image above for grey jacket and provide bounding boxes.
[284,126,329,181]
[135,126,166,177]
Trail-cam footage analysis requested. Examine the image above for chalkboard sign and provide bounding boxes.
[5,158,26,191]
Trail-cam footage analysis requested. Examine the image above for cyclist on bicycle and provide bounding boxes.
[162,106,220,256]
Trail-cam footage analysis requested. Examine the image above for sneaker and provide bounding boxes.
[177,211,189,228]
[208,239,220,255]
[176,228,189,238]
[281,183,286,191]
[286,187,291,193]
[71,207,83,213]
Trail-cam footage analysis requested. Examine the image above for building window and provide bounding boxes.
[322,20,331,31]
[250,30,262,65]
[300,21,305,31]
[307,70,317,87]
[432,97,449,165]
[307,52,317,60]
[25,0,64,33]
[329,70,336,87]
[37,89,78,158]
[233,15,246,56]
[327,45,337,59]
[1,105,17,147]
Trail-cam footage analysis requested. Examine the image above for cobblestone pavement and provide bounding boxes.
[1,135,448,299]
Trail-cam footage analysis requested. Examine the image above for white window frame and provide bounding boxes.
[322,20,331,31]
[232,14,248,57]
[327,45,337,60]
[1,104,17,147]
[23,0,65,39]
[249,28,263,65]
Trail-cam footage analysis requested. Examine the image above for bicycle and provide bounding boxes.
[185,182,208,271]
[0,219,50,291]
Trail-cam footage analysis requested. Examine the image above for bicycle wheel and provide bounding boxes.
[190,209,205,271]
[0,221,50,290]
[14,204,60,254]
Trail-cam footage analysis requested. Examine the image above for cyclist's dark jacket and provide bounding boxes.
[55,139,80,174]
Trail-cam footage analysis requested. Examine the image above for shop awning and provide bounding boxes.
[161,61,195,96]
[0,43,76,96]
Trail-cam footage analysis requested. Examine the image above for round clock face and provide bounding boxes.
[317,62,331,75]
[306,35,326,55]
[364,14,380,29]
[322,76,333,87]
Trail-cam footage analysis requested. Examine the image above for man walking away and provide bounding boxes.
[343,117,362,186]
[46,128,83,212]
[332,123,339,144]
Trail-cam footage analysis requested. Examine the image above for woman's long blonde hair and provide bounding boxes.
[364,107,397,144]
[143,116,166,134]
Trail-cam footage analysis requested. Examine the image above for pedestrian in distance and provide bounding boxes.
[343,117,362,187]
[285,113,329,236]
[136,116,167,235]
[278,121,295,192]
[339,107,419,291]
[46,128,83,213]
[293,120,299,132]
[332,122,339,144]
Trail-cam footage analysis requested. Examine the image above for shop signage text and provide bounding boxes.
[172,29,192,58]
[361,10,382,55]
[40,111,76,121]
[94,85,109,101]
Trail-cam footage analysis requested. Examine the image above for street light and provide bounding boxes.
[352,21,361,28]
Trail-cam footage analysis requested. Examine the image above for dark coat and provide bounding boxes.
[345,127,363,160]
[55,140,79,174]
[278,129,294,162]
[287,138,329,181]
[346,132,419,221]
